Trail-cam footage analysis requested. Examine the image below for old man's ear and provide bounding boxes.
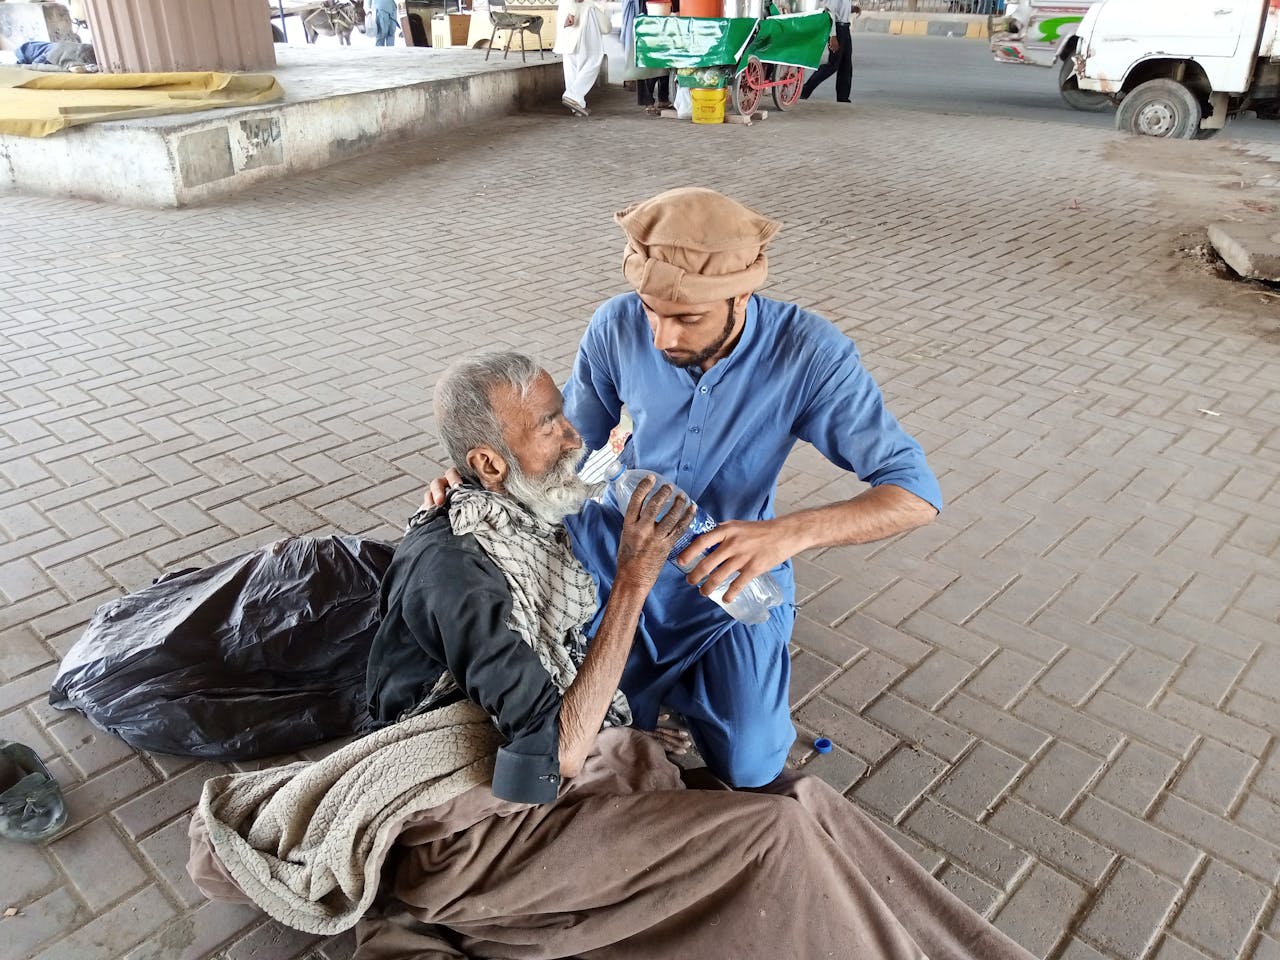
[465,446,509,491]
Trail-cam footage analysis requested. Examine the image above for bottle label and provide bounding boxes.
[669,509,716,564]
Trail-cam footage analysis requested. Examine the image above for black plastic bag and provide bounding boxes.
[49,536,396,761]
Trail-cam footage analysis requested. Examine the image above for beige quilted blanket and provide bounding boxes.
[189,700,501,935]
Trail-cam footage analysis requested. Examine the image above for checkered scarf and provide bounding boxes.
[407,488,631,728]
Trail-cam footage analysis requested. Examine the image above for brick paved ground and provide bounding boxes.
[2,87,1279,960]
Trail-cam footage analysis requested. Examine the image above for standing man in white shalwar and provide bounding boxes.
[555,0,608,116]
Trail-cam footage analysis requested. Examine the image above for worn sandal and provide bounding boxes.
[0,741,67,844]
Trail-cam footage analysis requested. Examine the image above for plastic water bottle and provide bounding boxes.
[608,466,784,624]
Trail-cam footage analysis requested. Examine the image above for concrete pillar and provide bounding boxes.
[83,0,276,73]
[0,2,78,49]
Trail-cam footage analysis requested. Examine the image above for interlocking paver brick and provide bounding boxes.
[1153,795,1280,883]
[1232,792,1280,841]
[825,650,909,713]
[1172,648,1248,709]
[48,817,149,912]
[906,799,1031,888]
[1085,691,1197,757]
[1156,692,1272,758]
[1058,938,1114,960]
[1093,740,1182,818]
[988,799,1115,887]
[1171,860,1270,960]
[795,695,899,764]
[965,610,1065,664]
[119,900,263,960]
[791,614,864,667]
[943,693,1052,760]
[1104,648,1182,709]
[966,649,1044,710]
[1171,738,1257,815]
[866,694,974,762]
[59,757,160,830]
[937,864,1001,918]
[3,887,87,959]
[1078,859,1182,960]
[993,862,1086,959]
[900,607,1002,665]
[801,742,870,794]
[853,747,947,823]
[834,611,936,665]
[1227,689,1280,740]
[1015,691,1125,759]
[788,650,841,708]
[932,741,1025,821]
[1014,741,1104,819]
[46,711,141,778]
[1159,610,1256,666]
[138,815,208,909]
[1156,936,1217,960]
[893,649,974,710]
[316,929,360,960]
[0,840,60,909]
[222,919,321,960]
[1071,795,1200,883]
[27,885,176,960]
[1038,648,1114,707]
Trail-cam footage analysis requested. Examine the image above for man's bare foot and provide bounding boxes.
[650,712,693,756]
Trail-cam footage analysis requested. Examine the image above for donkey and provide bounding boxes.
[302,0,366,45]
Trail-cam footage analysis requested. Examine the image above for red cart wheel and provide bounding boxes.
[733,55,764,117]
[772,65,803,111]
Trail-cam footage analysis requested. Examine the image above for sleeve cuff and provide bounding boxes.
[492,745,562,805]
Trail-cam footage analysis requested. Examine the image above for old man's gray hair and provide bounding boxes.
[433,352,542,477]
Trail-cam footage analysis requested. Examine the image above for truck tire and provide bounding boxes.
[1115,79,1202,139]
[1058,57,1110,113]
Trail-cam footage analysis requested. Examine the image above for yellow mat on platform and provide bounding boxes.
[0,68,284,137]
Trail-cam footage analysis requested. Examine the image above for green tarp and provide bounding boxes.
[634,16,758,69]
[746,12,831,69]
[634,11,831,71]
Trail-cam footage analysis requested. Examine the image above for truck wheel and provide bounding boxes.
[1058,58,1110,113]
[1115,79,1202,139]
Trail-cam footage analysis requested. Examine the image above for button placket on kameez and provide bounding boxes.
[672,298,756,497]
[677,377,712,491]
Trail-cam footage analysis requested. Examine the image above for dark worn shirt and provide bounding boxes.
[365,506,564,805]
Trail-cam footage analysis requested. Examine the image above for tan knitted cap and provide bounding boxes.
[615,188,781,303]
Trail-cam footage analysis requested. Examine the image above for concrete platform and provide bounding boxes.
[1208,221,1280,282]
[0,45,562,207]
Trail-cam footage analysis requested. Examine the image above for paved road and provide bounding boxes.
[801,33,1280,143]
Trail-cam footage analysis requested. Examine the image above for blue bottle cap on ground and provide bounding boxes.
[813,737,833,754]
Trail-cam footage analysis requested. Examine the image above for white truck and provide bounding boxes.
[989,0,1109,111]
[1074,0,1280,138]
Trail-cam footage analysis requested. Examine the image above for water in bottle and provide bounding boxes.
[608,466,784,624]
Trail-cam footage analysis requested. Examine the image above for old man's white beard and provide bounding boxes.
[504,449,601,525]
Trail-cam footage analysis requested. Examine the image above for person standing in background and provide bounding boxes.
[369,0,398,45]
[555,0,609,116]
[801,0,860,102]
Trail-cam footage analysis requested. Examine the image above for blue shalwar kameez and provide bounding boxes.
[562,292,943,786]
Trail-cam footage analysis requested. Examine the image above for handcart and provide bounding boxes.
[634,8,833,117]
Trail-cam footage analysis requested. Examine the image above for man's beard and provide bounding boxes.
[504,447,601,524]
[660,301,736,370]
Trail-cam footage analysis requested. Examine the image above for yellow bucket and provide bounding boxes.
[691,87,726,124]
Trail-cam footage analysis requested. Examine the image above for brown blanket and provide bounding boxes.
[355,730,1037,960]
